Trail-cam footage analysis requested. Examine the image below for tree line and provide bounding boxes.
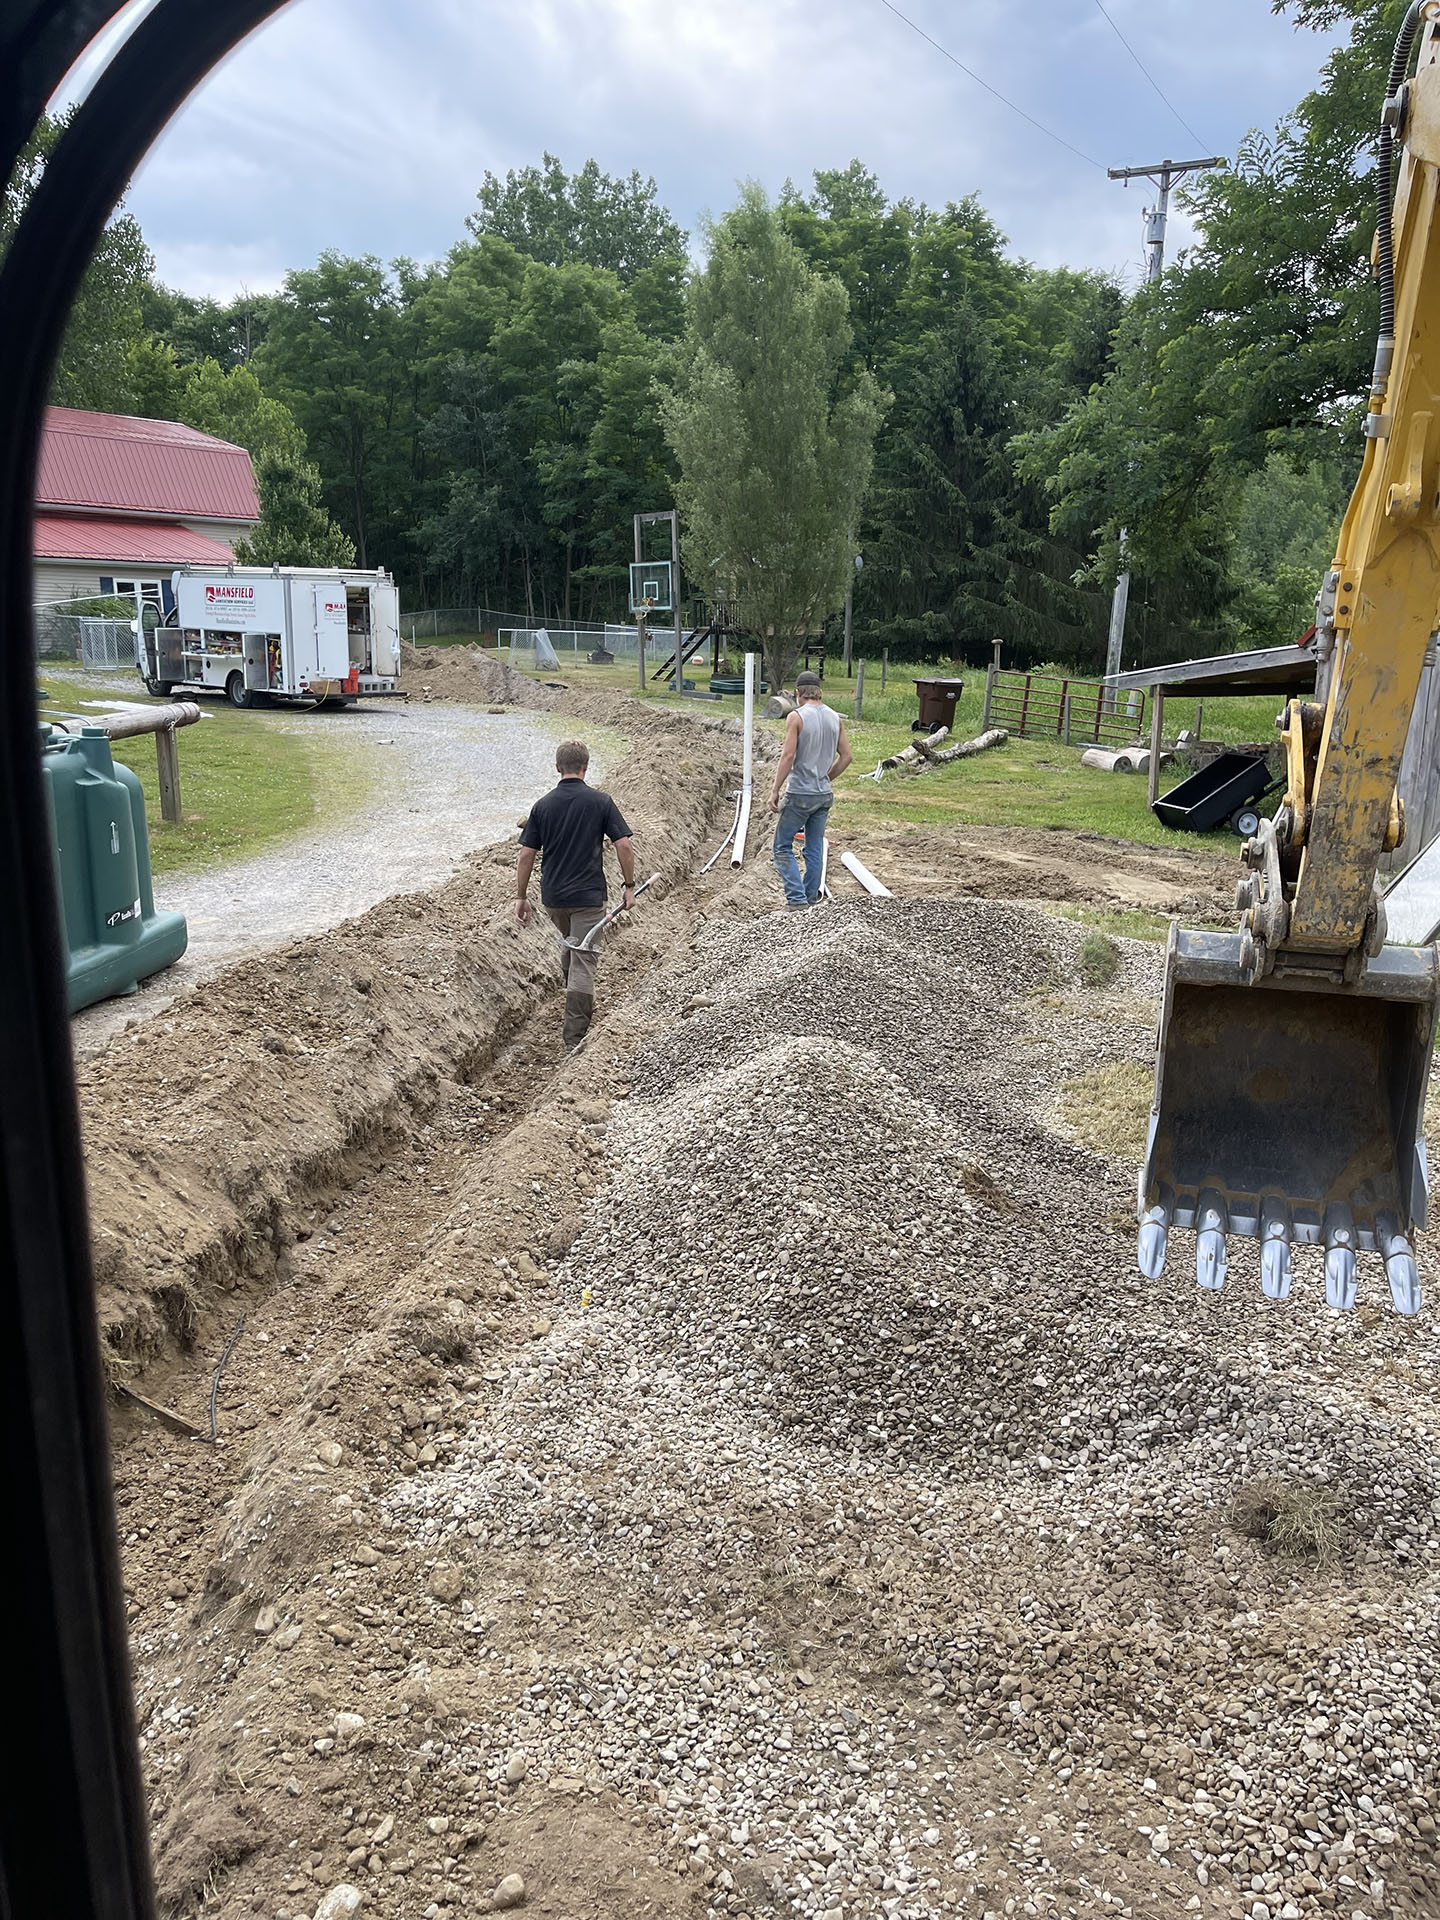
[9,1,1403,672]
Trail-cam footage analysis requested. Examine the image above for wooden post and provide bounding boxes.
[982,639,1000,730]
[155,725,181,824]
[1148,687,1165,809]
[636,613,646,693]
[881,647,888,691]
[1019,673,1032,735]
[1062,687,1072,746]
[1195,701,1204,739]
[854,658,865,721]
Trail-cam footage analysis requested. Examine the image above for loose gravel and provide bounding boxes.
[378,899,1440,1920]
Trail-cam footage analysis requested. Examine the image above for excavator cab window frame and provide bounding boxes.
[0,5,288,1913]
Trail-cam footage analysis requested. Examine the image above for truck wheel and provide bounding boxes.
[225,672,253,710]
[1231,805,1261,838]
[145,677,174,697]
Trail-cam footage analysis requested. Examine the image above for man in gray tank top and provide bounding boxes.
[767,670,852,910]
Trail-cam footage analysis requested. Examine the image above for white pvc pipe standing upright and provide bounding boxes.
[732,651,755,868]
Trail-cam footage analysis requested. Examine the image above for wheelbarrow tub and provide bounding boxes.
[1152,750,1275,834]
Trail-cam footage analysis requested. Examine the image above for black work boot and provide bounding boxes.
[563,991,594,1053]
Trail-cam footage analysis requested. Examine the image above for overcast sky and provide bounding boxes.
[64,0,1346,300]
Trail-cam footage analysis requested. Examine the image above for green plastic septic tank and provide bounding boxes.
[40,725,187,1012]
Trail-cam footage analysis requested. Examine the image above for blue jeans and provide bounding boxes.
[773,793,830,907]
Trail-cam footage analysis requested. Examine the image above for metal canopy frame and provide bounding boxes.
[0,6,287,1913]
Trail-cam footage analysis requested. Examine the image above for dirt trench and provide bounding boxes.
[87,708,1440,1920]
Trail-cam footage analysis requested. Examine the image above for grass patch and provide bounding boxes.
[1049,903,1173,943]
[1231,1481,1344,1564]
[508,652,1271,853]
[38,676,370,879]
[1077,930,1121,989]
[1058,1060,1153,1160]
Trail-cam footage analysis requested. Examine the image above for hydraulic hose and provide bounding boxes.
[1375,2,1425,389]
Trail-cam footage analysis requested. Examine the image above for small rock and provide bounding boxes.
[312,1887,363,1920]
[273,1624,302,1651]
[369,1814,395,1845]
[430,1565,464,1603]
[254,1604,278,1637]
[426,1815,450,1835]
[316,1441,344,1468]
[490,1873,526,1910]
[504,1752,529,1786]
[353,1545,380,1567]
[335,1712,366,1742]
[529,1317,552,1340]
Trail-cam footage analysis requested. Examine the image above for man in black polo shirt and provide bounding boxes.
[515,739,636,1052]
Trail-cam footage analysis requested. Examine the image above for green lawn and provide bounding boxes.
[37,672,366,877]
[510,650,1284,850]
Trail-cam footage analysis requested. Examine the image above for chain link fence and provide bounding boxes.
[34,596,142,668]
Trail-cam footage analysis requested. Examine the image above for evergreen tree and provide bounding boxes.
[659,186,886,688]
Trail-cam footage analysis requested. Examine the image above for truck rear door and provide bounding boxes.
[314,584,349,680]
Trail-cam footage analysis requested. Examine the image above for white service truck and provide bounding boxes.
[137,565,403,708]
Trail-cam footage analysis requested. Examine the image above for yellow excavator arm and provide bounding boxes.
[1141,0,1440,1313]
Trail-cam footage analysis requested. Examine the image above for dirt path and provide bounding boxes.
[72,701,611,1051]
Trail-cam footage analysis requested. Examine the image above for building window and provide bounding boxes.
[113,578,164,607]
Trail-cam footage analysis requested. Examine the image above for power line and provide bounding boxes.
[1091,0,1209,151]
[874,0,1104,171]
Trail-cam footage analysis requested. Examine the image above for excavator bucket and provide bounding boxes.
[1139,927,1440,1313]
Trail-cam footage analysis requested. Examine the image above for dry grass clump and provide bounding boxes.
[1231,1480,1344,1564]
[1077,930,1121,989]
[1058,1060,1152,1160]
[399,1309,473,1362]
[961,1161,1018,1214]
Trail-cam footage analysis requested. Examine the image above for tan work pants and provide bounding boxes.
[546,905,606,1048]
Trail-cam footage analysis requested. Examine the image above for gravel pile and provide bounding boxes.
[382,898,1440,1920]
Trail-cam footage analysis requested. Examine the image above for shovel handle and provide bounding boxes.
[572,872,659,951]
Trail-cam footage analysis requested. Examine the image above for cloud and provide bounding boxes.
[101,0,1341,297]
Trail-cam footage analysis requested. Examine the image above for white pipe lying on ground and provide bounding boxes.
[820,834,832,900]
[701,789,743,874]
[840,849,893,898]
[731,651,755,869]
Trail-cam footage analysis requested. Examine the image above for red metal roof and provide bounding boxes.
[36,407,260,523]
[33,514,240,566]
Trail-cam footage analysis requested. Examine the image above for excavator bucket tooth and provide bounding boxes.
[1139,928,1439,1312]
[1137,1186,1172,1280]
[1323,1203,1358,1312]
[1194,1188,1229,1291]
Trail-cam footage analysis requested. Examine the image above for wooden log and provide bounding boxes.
[877,725,948,771]
[927,726,1008,766]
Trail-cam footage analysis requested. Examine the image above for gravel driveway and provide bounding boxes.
[73,699,612,1049]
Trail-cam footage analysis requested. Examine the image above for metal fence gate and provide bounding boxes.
[982,667,1145,747]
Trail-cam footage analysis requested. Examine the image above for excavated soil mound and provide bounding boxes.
[104,884,1440,1920]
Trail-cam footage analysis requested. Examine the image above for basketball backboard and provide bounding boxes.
[629,559,673,613]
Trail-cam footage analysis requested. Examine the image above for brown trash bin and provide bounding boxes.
[913,676,965,731]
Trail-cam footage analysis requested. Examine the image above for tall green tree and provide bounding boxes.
[659,186,886,686]
[3,111,152,409]
[258,253,409,567]
[468,154,687,284]
[1015,0,1403,660]
[235,453,357,567]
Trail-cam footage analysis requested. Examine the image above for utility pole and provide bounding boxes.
[1103,154,1226,686]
